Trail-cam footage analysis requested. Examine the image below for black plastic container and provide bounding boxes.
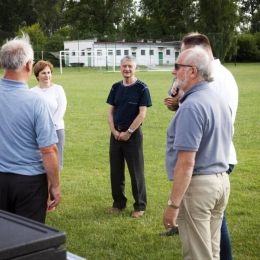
[0,210,66,260]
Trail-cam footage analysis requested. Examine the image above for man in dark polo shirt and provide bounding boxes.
[106,55,152,218]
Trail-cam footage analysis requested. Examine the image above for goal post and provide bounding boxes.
[50,51,177,74]
[53,50,117,74]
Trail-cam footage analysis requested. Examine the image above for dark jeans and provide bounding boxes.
[220,211,232,260]
[220,164,234,260]
[109,127,147,211]
[0,172,48,223]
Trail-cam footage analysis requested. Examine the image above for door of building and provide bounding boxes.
[175,51,179,60]
[88,53,91,67]
[159,52,163,65]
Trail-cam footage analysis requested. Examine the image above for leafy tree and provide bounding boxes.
[18,23,48,61]
[238,0,260,32]
[254,32,260,50]
[239,0,260,16]
[31,0,66,35]
[62,0,133,41]
[55,26,75,41]
[236,33,260,61]
[197,0,239,61]
[137,0,197,41]
[0,0,37,43]
[121,14,152,41]
[250,8,260,33]
[45,34,65,66]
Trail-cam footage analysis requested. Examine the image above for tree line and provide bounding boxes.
[0,0,260,65]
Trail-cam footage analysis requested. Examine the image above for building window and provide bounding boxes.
[108,50,113,56]
[149,50,154,55]
[97,50,102,56]
[72,51,75,56]
[116,50,121,56]
[124,50,129,55]
[141,50,145,55]
[81,51,85,56]
[166,49,171,55]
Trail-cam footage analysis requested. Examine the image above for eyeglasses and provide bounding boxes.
[174,63,193,71]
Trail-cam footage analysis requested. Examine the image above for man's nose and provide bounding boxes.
[172,69,177,75]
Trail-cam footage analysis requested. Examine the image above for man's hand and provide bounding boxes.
[118,131,131,141]
[171,86,179,97]
[163,206,179,229]
[113,130,120,140]
[164,96,179,111]
[48,185,62,208]
[171,86,184,99]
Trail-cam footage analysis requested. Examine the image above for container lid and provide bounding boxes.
[0,210,66,260]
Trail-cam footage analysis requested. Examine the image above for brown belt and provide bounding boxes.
[115,126,129,132]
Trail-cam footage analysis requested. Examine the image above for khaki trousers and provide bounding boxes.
[177,173,230,260]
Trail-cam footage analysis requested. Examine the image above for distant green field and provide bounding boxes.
[1,63,260,259]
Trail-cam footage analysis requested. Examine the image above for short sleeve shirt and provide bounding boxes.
[106,79,152,126]
[0,78,58,176]
[166,82,232,180]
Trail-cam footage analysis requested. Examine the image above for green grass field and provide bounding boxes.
[2,63,260,259]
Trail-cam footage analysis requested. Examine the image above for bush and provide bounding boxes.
[237,33,260,62]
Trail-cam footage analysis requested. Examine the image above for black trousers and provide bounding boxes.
[0,172,48,223]
[109,127,147,211]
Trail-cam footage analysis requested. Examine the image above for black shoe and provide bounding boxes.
[159,227,179,236]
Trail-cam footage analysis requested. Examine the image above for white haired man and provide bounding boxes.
[162,32,238,260]
[163,47,232,259]
[0,34,61,223]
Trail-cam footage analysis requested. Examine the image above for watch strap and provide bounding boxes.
[169,204,179,209]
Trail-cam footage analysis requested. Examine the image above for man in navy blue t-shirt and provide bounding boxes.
[106,55,152,218]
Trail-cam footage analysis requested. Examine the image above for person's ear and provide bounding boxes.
[190,66,198,79]
[25,60,32,72]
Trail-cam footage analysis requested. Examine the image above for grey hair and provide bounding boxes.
[120,55,137,67]
[0,33,34,72]
[183,46,213,82]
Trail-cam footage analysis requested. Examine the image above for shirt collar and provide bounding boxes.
[1,78,29,89]
[179,81,209,105]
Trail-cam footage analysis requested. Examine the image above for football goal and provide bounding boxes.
[51,51,176,74]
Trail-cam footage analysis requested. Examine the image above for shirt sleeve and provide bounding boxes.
[173,108,203,152]
[139,86,152,107]
[52,85,67,125]
[35,97,58,148]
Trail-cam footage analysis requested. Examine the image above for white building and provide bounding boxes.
[63,39,97,67]
[62,39,181,70]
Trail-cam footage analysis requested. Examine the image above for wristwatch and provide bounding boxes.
[168,199,179,209]
[128,128,134,134]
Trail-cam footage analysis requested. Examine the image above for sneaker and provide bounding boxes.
[130,210,145,218]
[105,207,124,215]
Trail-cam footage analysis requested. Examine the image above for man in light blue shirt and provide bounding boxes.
[0,33,62,223]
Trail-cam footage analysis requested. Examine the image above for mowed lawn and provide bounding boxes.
[1,63,260,259]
